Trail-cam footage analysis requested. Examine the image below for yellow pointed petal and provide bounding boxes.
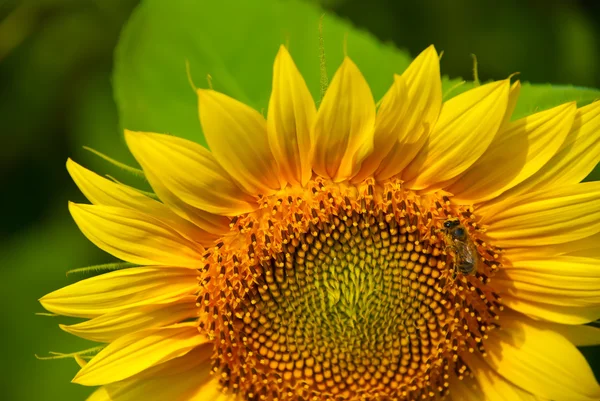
[72,323,206,386]
[505,232,600,260]
[498,283,600,307]
[372,45,443,181]
[267,45,316,186]
[503,297,600,325]
[483,182,600,247]
[495,257,600,308]
[448,102,576,203]
[84,345,213,400]
[133,168,229,238]
[486,315,600,401]
[124,130,256,216]
[351,74,408,182]
[39,267,198,318]
[542,323,600,347]
[67,159,214,243]
[500,80,522,127]
[60,297,198,342]
[198,89,279,194]
[442,81,519,195]
[496,256,600,324]
[560,233,600,258]
[104,371,209,401]
[312,57,376,181]
[504,256,600,280]
[403,80,510,190]
[499,100,600,198]
[462,353,542,401]
[69,203,204,267]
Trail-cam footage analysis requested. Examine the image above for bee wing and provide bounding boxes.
[453,240,475,265]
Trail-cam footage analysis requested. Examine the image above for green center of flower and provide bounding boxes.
[199,180,502,401]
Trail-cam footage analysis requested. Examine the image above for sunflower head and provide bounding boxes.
[40,44,600,401]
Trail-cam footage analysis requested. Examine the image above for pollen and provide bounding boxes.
[197,178,503,401]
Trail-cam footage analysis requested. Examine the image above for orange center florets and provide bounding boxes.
[196,178,503,401]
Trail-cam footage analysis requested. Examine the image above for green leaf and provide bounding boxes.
[114,0,412,146]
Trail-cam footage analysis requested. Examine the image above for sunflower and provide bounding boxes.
[40,44,600,401]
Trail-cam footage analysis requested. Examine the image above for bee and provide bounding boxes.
[441,219,479,276]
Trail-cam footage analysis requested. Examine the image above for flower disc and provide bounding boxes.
[201,179,502,401]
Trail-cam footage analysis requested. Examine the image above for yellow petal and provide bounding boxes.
[496,100,600,199]
[403,80,510,190]
[461,353,543,401]
[351,74,408,182]
[39,267,198,318]
[502,297,600,325]
[560,233,600,258]
[485,315,600,401]
[87,345,213,400]
[357,45,442,181]
[69,203,204,267]
[133,169,229,238]
[494,257,600,308]
[439,81,520,201]
[540,322,600,346]
[67,159,214,244]
[312,57,376,181]
[448,102,576,203]
[73,323,206,385]
[124,130,256,216]
[496,256,600,324]
[198,89,279,194]
[500,80,522,127]
[267,45,316,186]
[482,182,600,247]
[60,296,198,342]
[504,256,600,281]
[497,283,600,308]
[497,284,600,308]
[505,232,600,260]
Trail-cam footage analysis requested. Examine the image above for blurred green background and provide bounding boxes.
[1,0,599,400]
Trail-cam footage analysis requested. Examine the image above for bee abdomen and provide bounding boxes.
[457,262,476,275]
